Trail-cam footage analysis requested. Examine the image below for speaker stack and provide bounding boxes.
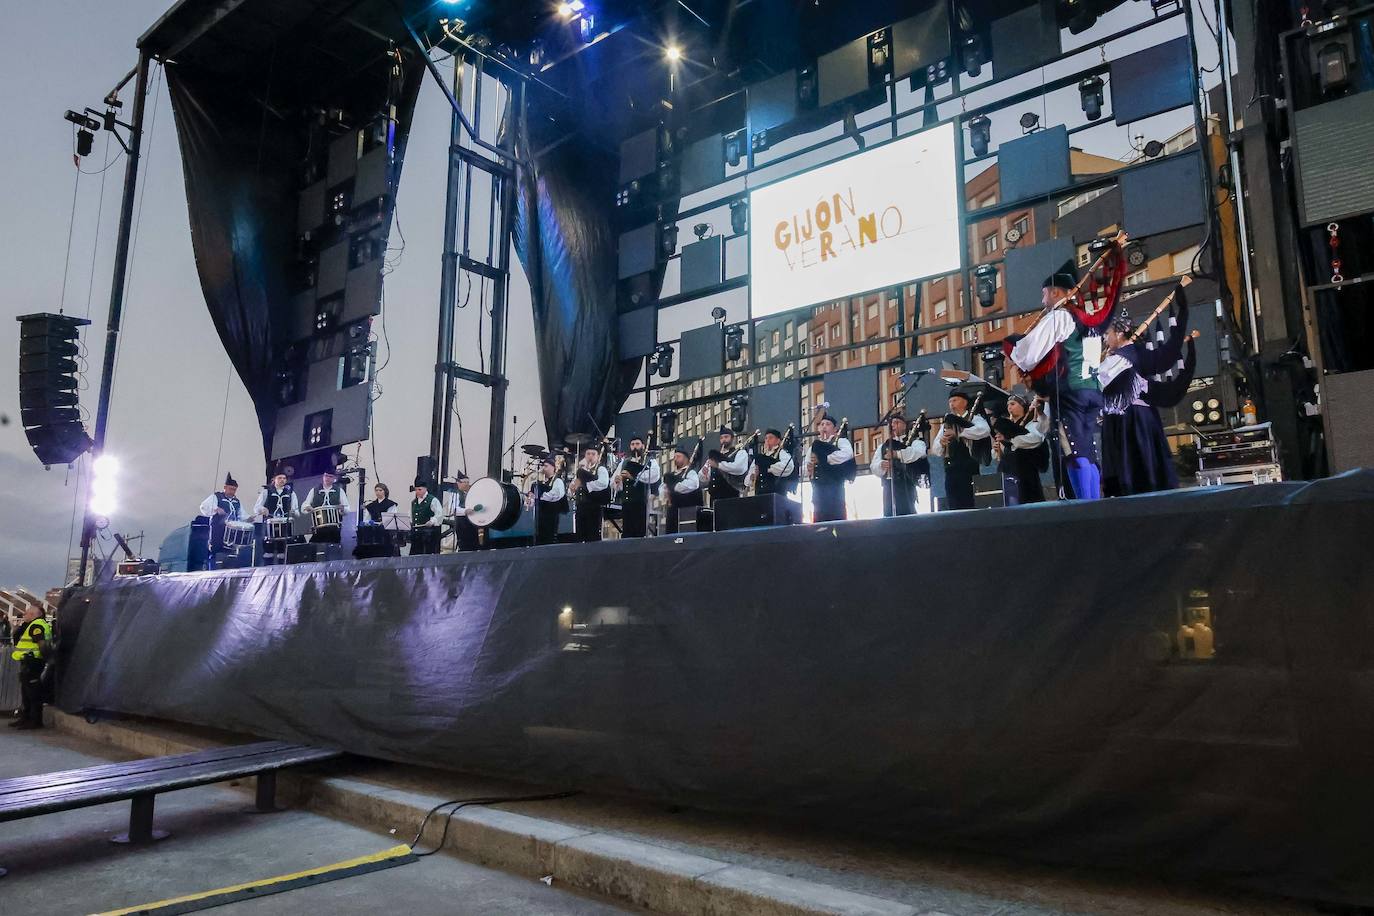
[16,312,92,467]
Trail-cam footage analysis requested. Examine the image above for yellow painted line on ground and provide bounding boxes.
[91,844,415,915]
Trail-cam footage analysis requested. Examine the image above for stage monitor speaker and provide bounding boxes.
[286,542,341,565]
[1004,236,1075,316]
[16,312,92,467]
[1292,92,1374,226]
[679,324,725,382]
[998,125,1070,203]
[823,364,880,429]
[680,134,725,195]
[749,379,801,439]
[327,129,359,187]
[715,493,797,530]
[1120,152,1206,238]
[618,223,659,280]
[891,4,952,82]
[1320,368,1374,472]
[619,126,661,185]
[748,69,798,135]
[618,306,656,360]
[1111,36,1193,125]
[819,35,872,108]
[990,0,1060,79]
[681,235,724,294]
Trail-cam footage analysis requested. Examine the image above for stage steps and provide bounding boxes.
[38,710,1311,916]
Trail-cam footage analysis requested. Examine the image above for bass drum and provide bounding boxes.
[466,477,523,530]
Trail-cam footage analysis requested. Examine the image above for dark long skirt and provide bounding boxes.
[1101,405,1178,497]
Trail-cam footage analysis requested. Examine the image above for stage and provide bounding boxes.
[56,472,1374,905]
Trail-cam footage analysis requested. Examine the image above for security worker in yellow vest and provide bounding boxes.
[10,607,51,730]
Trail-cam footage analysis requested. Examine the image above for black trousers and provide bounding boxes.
[534,505,561,545]
[19,656,45,726]
[310,526,341,544]
[943,469,976,510]
[622,499,649,538]
[812,482,847,522]
[880,479,916,517]
[410,526,442,555]
[574,502,603,542]
[453,517,480,551]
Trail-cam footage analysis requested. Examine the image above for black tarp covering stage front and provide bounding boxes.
[60,473,1374,904]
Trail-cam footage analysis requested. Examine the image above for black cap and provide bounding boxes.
[453,470,469,481]
[717,425,734,436]
[224,472,237,488]
[949,388,975,405]
[1043,258,1078,290]
[674,443,692,456]
[413,476,431,489]
[764,428,783,439]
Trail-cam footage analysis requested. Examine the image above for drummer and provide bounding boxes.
[197,472,242,567]
[253,471,299,564]
[301,470,351,544]
[446,472,480,552]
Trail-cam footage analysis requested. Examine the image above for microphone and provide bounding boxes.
[899,367,937,380]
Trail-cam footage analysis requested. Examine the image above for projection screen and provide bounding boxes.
[748,121,961,319]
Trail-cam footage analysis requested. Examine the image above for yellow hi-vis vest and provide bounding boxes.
[12,618,48,661]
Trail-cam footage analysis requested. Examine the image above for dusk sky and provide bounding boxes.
[0,2,1218,592]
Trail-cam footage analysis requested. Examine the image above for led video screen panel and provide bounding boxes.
[749,122,960,320]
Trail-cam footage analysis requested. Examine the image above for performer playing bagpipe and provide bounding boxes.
[869,414,929,517]
[661,442,703,534]
[1096,279,1195,497]
[929,389,990,510]
[613,435,660,539]
[753,427,799,498]
[702,426,753,505]
[1005,233,1129,501]
[807,413,855,523]
[528,454,569,546]
[991,396,1050,506]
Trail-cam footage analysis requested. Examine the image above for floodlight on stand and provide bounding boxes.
[968,114,991,158]
[725,326,745,362]
[729,200,748,235]
[693,223,712,241]
[1078,75,1104,121]
[1019,112,1040,134]
[973,264,999,308]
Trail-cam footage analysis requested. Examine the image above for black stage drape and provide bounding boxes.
[159,13,424,461]
[58,472,1374,906]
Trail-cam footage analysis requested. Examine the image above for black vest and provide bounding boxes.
[263,486,293,517]
[364,498,396,523]
[665,470,704,508]
[311,484,344,508]
[754,451,800,495]
[212,492,243,519]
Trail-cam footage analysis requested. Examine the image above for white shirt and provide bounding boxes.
[538,477,566,503]
[198,493,242,520]
[868,438,926,476]
[929,415,990,458]
[1010,413,1050,450]
[1096,352,1131,388]
[715,446,752,477]
[301,486,352,513]
[614,457,661,486]
[670,467,700,494]
[1009,309,1075,372]
[760,449,796,478]
[444,488,469,517]
[253,487,299,518]
[581,464,610,492]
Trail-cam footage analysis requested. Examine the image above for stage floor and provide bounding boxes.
[59,472,1374,905]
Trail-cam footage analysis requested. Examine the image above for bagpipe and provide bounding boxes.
[1003,231,1130,383]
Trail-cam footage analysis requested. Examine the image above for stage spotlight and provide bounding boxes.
[657,410,677,444]
[960,32,986,77]
[660,224,679,259]
[973,264,998,308]
[725,326,745,362]
[693,223,712,241]
[1079,75,1104,121]
[665,45,682,62]
[729,200,748,235]
[1059,0,1097,34]
[90,453,119,518]
[968,114,991,158]
[558,0,585,17]
[76,129,95,158]
[1143,139,1165,158]
[711,306,728,324]
[728,395,747,431]
[724,130,744,167]
[1019,112,1040,134]
[653,343,674,378]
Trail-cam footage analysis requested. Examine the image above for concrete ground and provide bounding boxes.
[0,727,639,916]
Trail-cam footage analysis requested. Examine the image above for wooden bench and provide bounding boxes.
[0,740,342,876]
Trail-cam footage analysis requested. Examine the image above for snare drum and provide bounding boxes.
[222,520,256,550]
[311,505,343,530]
[264,516,293,542]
